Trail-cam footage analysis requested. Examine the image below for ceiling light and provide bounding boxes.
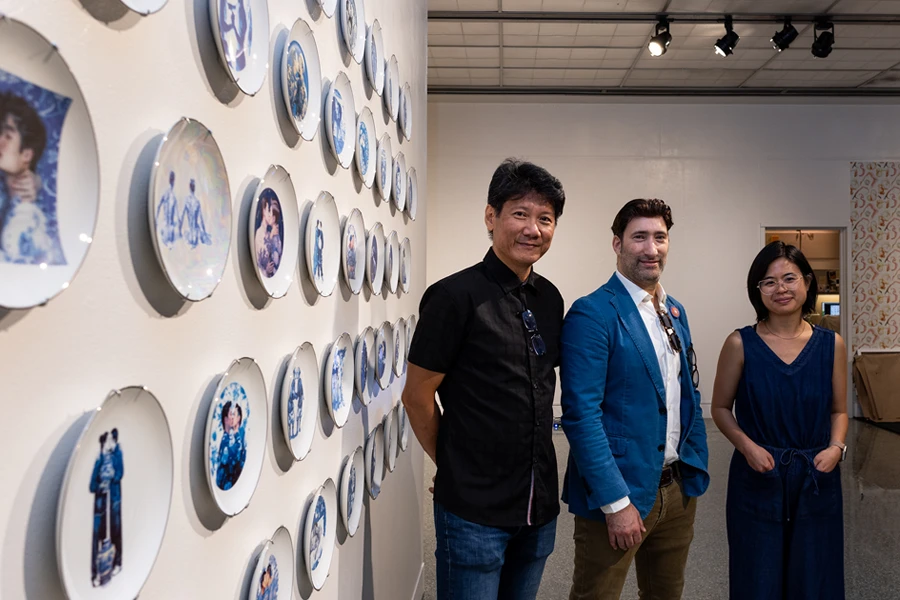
[714,15,739,57]
[771,17,799,51]
[811,20,835,58]
[648,17,672,57]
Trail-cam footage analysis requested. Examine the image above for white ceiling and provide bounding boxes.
[427,0,900,94]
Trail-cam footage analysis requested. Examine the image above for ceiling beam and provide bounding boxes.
[428,85,900,96]
[428,11,900,26]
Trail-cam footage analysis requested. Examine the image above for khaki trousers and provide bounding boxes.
[569,478,697,600]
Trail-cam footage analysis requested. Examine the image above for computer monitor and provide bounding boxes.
[823,302,840,316]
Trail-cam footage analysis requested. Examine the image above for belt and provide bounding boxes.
[660,462,681,488]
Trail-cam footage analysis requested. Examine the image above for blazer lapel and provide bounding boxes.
[665,298,697,440]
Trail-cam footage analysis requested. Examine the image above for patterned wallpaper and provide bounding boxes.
[850,162,900,351]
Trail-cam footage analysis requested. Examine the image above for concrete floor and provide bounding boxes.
[421,419,900,599]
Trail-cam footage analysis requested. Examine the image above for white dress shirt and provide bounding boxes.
[601,272,682,514]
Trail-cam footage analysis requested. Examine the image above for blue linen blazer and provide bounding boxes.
[560,273,710,520]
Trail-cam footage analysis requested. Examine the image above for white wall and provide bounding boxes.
[427,98,900,415]
[0,1,426,599]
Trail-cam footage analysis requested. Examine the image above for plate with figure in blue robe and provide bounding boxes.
[305,191,340,297]
[281,19,322,142]
[364,424,384,499]
[342,209,366,295]
[386,230,400,294]
[325,72,355,170]
[149,118,232,302]
[391,151,407,212]
[340,0,366,64]
[325,333,354,428]
[383,408,399,473]
[339,447,364,537]
[209,0,269,96]
[355,107,376,189]
[405,314,417,361]
[375,133,393,202]
[385,54,400,121]
[365,222,385,295]
[406,166,418,221]
[303,478,337,591]
[399,82,412,141]
[398,404,410,452]
[315,0,337,17]
[0,19,101,310]
[392,317,406,377]
[400,237,411,294]
[56,386,173,600]
[280,343,319,461]
[249,165,299,299]
[375,321,394,390]
[249,526,293,600]
[355,326,375,402]
[365,20,385,96]
[204,358,268,516]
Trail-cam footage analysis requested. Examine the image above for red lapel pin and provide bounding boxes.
[670,305,680,319]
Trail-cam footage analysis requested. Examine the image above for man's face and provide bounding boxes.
[613,216,669,290]
[485,192,556,275]
[0,115,32,176]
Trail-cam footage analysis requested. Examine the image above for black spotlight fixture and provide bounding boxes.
[714,15,740,57]
[811,20,835,58]
[771,17,799,51]
[648,16,672,57]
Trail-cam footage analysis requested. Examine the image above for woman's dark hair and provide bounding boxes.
[747,241,818,322]
[487,158,565,221]
[221,401,243,428]
[611,199,673,238]
[2,94,46,171]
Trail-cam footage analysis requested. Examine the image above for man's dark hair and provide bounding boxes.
[611,199,674,239]
[2,94,46,171]
[487,158,565,220]
[746,241,818,322]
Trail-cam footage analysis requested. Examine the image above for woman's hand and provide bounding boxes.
[742,442,775,473]
[814,446,842,473]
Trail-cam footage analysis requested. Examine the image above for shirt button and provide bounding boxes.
[532,382,539,390]
[658,444,665,452]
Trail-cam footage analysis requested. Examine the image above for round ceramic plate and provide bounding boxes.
[392,152,407,211]
[303,478,337,591]
[316,0,337,17]
[325,72,355,169]
[365,21,385,96]
[339,447,365,537]
[364,424,385,499]
[121,0,167,14]
[340,0,366,63]
[375,321,394,390]
[305,191,340,297]
[281,19,322,142]
[209,0,269,95]
[355,326,375,401]
[398,404,410,452]
[280,343,319,461]
[405,314,417,360]
[56,387,173,600]
[375,133,393,201]
[149,118,232,302]
[249,165,299,299]
[392,317,406,377]
[365,222,385,295]
[399,82,412,140]
[326,333,354,428]
[400,237,411,294]
[249,526,293,600]
[204,358,268,516]
[385,54,400,121]
[0,20,100,310]
[383,409,398,473]
[386,230,400,294]
[406,167,418,221]
[355,107,376,188]
[342,209,366,294]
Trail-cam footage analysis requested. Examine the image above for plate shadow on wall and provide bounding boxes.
[184,375,228,533]
[186,0,241,105]
[74,0,141,29]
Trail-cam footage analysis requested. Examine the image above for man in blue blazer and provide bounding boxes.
[560,199,709,600]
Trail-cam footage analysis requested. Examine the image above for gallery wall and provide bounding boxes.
[0,0,427,599]
[427,98,900,416]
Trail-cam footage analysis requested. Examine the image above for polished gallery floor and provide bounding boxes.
[422,419,900,599]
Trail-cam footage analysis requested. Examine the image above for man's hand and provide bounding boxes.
[7,170,40,203]
[606,504,646,551]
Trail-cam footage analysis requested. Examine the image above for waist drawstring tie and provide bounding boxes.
[776,448,822,522]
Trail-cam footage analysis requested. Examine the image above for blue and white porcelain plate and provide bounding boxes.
[355,107,376,189]
[340,0,366,63]
[386,230,400,294]
[250,526,293,600]
[406,166,418,221]
[209,0,269,96]
[399,82,412,140]
[383,409,398,473]
[364,424,385,499]
[375,133,393,202]
[392,152,407,211]
[325,333,354,428]
[365,222,385,295]
[385,54,400,121]
[280,343,319,461]
[56,387,173,600]
[398,404,410,452]
[204,358,268,516]
[375,321,394,390]
[340,447,364,537]
[342,209,366,295]
[248,165,299,299]
[392,317,406,377]
[405,314,417,361]
[304,478,337,591]
[365,20,385,96]
[305,191,341,297]
[325,72,355,169]
[355,326,375,401]
[400,237,411,294]
[0,19,100,309]
[281,19,322,142]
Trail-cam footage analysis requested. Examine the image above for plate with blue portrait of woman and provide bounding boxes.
[249,165,299,299]
[340,0,366,64]
[385,54,400,121]
[364,424,385,500]
[342,208,366,295]
[280,343,319,462]
[209,0,269,96]
[281,19,322,142]
[365,21,385,96]
[303,478,337,591]
[305,191,340,297]
[375,133,393,202]
[326,333,355,428]
[355,107,376,189]
[355,326,375,402]
[204,357,268,517]
[375,320,394,391]
[250,526,293,600]
[0,19,100,310]
[339,447,365,537]
[391,151,407,212]
[399,82,413,141]
[325,72,356,169]
[365,222,385,295]
[56,386,173,600]
[386,230,400,295]
[406,166,418,221]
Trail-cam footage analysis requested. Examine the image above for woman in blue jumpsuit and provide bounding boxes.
[711,241,847,600]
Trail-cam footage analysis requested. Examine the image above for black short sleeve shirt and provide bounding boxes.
[408,248,563,528]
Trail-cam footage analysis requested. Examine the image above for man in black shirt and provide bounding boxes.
[403,159,566,600]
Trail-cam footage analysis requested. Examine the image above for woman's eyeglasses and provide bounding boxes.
[757,273,808,296]
[520,309,547,357]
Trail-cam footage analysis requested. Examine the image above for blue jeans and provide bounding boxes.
[434,502,557,600]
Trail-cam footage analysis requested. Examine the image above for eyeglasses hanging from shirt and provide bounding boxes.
[518,291,546,357]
